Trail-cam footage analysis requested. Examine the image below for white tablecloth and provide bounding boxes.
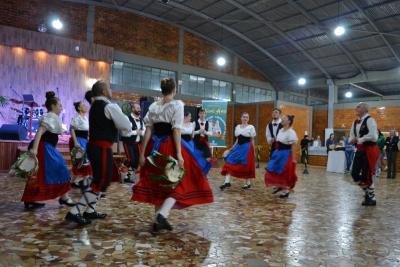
[327,151,346,173]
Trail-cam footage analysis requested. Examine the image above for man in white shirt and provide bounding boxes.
[194,108,212,160]
[349,102,379,206]
[266,108,283,157]
[121,102,146,183]
[66,80,134,225]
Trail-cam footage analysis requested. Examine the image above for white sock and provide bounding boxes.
[244,180,251,186]
[69,191,98,215]
[224,175,231,184]
[157,197,176,219]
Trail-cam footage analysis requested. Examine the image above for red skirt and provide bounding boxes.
[21,142,71,202]
[132,136,213,209]
[69,138,92,178]
[265,154,297,189]
[356,143,380,187]
[221,143,256,179]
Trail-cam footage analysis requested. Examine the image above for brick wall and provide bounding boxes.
[237,58,267,82]
[0,0,87,41]
[313,109,328,139]
[334,106,400,131]
[184,32,233,74]
[94,7,179,62]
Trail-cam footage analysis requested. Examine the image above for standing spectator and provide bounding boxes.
[300,135,312,164]
[326,134,336,153]
[344,134,355,172]
[376,130,386,177]
[385,130,399,179]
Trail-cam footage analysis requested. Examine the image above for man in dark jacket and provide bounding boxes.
[385,130,399,179]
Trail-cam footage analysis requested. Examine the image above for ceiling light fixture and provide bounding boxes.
[216,57,226,67]
[51,18,63,30]
[345,91,353,98]
[297,77,306,86]
[334,25,346,36]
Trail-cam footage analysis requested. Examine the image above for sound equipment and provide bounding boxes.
[0,124,28,140]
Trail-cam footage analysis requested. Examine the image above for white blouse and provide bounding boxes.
[235,124,256,138]
[40,112,63,134]
[276,127,298,145]
[181,122,195,135]
[144,100,184,129]
[70,114,89,131]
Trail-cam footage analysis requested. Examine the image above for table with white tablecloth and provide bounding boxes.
[327,150,346,173]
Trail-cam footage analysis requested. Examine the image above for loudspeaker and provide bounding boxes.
[0,124,27,140]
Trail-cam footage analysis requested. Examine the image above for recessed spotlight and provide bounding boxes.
[297,77,306,86]
[216,57,226,66]
[51,19,63,30]
[345,91,353,98]
[334,25,346,36]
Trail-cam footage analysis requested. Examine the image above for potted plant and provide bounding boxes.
[0,96,8,119]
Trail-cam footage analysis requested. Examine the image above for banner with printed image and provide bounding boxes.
[202,100,228,147]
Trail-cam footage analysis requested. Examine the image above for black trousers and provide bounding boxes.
[387,151,398,178]
[123,141,140,170]
[87,143,113,192]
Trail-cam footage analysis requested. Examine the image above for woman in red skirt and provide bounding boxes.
[21,91,74,209]
[69,101,92,185]
[265,114,298,198]
[220,112,256,190]
[132,78,213,232]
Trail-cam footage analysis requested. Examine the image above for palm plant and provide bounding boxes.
[0,96,9,119]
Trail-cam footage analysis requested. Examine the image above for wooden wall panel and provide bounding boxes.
[184,32,233,74]
[313,109,328,139]
[237,58,267,82]
[95,7,179,63]
[308,155,328,167]
[334,106,400,131]
[0,45,110,127]
[0,0,87,41]
[0,25,113,63]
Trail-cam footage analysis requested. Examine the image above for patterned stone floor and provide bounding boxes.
[0,166,400,267]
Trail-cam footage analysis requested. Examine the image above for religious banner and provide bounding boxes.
[202,100,228,147]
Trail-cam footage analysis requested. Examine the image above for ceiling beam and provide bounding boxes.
[287,0,366,78]
[349,83,384,97]
[165,1,297,78]
[335,67,400,86]
[61,0,282,89]
[350,0,400,63]
[223,0,332,79]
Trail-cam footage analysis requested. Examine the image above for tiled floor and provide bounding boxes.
[1,166,400,267]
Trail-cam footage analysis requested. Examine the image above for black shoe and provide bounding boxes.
[279,192,290,198]
[65,212,91,225]
[242,184,251,189]
[362,198,377,206]
[24,202,45,209]
[59,198,76,207]
[153,214,173,231]
[100,193,106,198]
[219,183,231,191]
[83,211,107,220]
[272,188,282,194]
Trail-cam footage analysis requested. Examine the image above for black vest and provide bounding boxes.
[89,99,118,142]
[268,122,283,138]
[121,114,143,142]
[194,120,209,141]
[237,135,251,144]
[353,116,376,146]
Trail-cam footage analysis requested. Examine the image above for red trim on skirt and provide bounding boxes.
[356,143,380,187]
[265,154,298,190]
[69,138,92,178]
[89,140,113,192]
[132,136,213,209]
[221,143,256,179]
[21,141,71,202]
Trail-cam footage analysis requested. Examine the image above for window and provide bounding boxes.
[111,61,176,91]
[235,83,274,103]
[181,73,232,101]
